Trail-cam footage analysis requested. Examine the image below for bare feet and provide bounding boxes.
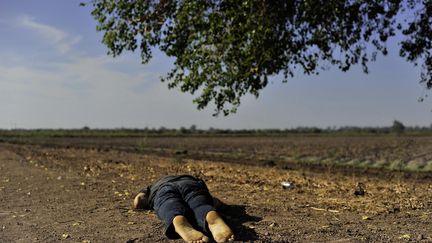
[173,215,209,243]
[206,211,234,243]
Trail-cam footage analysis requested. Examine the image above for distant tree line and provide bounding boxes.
[0,120,431,138]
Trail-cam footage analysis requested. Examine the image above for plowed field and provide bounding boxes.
[1,136,431,242]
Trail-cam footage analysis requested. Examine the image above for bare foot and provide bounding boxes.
[173,215,209,243]
[206,211,234,243]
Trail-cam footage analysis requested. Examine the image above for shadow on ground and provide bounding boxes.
[219,204,262,241]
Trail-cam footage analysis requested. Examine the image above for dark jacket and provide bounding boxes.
[140,175,205,209]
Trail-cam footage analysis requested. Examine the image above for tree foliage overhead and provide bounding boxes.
[85,0,432,115]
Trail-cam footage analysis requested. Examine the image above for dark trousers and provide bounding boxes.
[153,177,216,239]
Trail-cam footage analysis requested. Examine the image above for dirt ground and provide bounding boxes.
[0,142,431,242]
[4,135,432,173]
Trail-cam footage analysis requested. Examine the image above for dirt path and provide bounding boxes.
[0,145,155,242]
[1,143,431,242]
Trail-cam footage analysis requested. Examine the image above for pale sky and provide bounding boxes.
[1,1,431,129]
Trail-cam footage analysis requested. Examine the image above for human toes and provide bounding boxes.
[214,230,234,243]
[190,235,209,243]
[226,234,234,242]
[206,211,234,243]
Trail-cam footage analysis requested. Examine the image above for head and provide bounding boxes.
[132,188,150,210]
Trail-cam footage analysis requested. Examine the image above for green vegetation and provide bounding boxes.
[283,157,432,173]
[391,120,406,134]
[2,122,432,173]
[85,0,432,115]
[1,121,432,138]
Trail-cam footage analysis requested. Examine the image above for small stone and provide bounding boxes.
[417,234,424,241]
[281,181,295,189]
[362,216,371,220]
[269,222,276,227]
[388,207,400,214]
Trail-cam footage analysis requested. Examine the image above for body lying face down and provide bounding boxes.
[132,175,234,243]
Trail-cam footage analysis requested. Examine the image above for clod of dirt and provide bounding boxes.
[354,182,366,196]
[175,150,188,155]
[417,234,424,241]
[362,216,371,220]
[269,222,278,228]
[387,207,400,214]
[398,234,411,240]
[264,160,276,167]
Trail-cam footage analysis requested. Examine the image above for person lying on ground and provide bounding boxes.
[133,174,234,243]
